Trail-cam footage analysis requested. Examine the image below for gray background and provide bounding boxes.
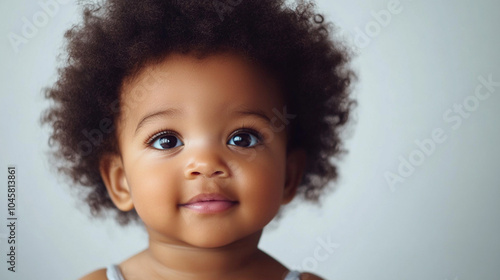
[1,0,499,279]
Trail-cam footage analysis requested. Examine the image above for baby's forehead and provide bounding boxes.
[123,52,273,87]
[116,52,287,127]
[119,52,285,105]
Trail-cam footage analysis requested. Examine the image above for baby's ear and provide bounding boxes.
[99,154,134,211]
[282,148,307,205]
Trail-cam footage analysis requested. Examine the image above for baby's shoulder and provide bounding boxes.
[79,268,107,280]
[299,272,325,280]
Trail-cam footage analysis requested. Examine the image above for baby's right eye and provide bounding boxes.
[148,132,184,150]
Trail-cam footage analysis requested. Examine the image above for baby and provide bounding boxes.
[41,0,356,279]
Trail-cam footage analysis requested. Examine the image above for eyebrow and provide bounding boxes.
[135,108,183,135]
[234,108,271,124]
[134,107,271,135]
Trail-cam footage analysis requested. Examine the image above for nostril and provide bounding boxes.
[186,168,227,179]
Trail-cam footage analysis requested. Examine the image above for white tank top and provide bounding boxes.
[106,264,302,280]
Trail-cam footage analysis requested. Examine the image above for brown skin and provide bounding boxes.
[81,53,324,280]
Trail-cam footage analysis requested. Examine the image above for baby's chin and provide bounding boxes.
[180,230,253,249]
[185,237,237,249]
[172,226,264,250]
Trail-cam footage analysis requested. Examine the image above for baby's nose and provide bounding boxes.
[183,154,230,179]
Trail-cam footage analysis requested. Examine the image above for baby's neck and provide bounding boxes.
[141,230,266,279]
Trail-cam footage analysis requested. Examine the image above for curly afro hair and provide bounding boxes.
[41,0,357,225]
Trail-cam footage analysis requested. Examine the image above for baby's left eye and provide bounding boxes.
[227,131,261,148]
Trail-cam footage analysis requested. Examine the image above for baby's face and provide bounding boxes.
[111,52,299,248]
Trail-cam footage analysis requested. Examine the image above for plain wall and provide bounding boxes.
[0,0,499,279]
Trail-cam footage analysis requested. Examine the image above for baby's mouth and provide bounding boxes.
[179,193,238,214]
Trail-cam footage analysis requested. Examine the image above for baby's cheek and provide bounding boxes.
[238,161,285,217]
[128,165,180,222]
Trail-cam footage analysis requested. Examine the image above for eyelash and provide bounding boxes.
[145,129,180,146]
[231,125,264,144]
[144,125,264,147]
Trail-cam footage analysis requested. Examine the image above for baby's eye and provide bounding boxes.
[227,131,261,148]
[150,133,183,150]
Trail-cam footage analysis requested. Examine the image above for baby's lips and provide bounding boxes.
[181,200,238,213]
[180,192,237,205]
